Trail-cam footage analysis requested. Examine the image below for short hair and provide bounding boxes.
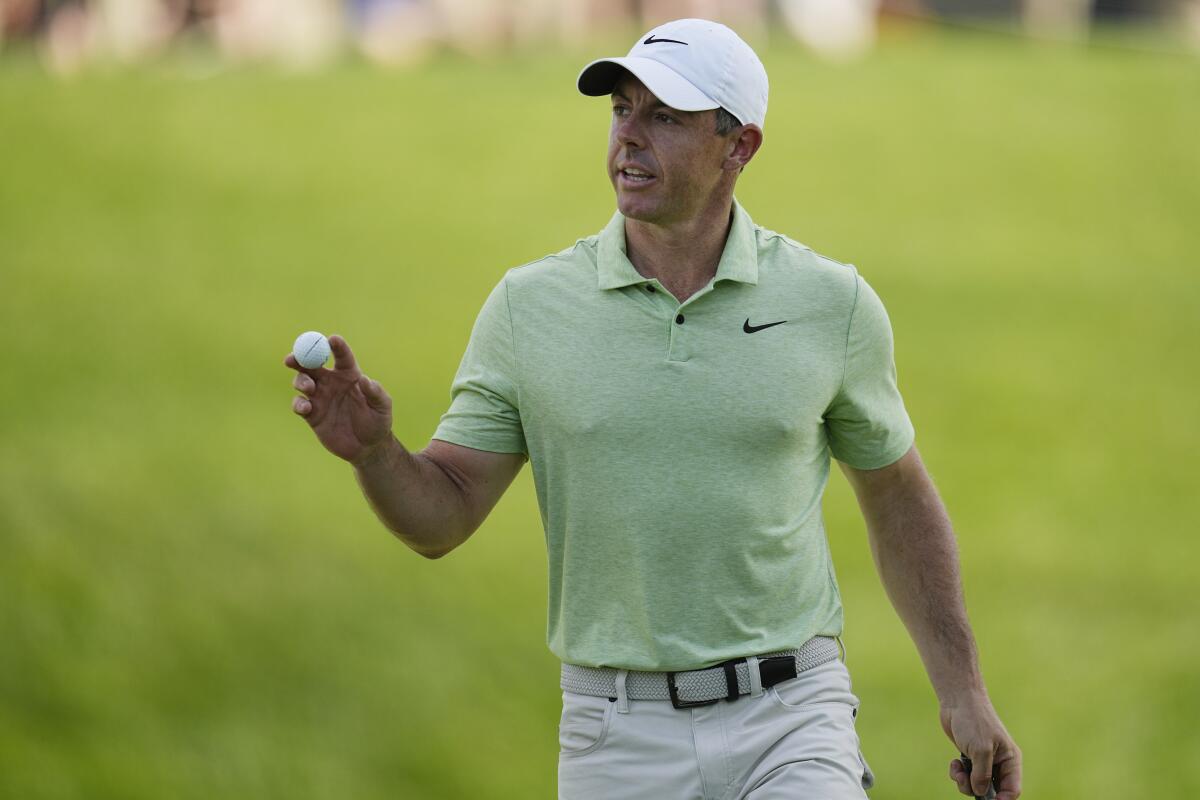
[714,107,741,136]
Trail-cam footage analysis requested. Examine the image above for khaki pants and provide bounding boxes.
[558,658,874,799]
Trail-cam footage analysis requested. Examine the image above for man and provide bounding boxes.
[285,18,1022,800]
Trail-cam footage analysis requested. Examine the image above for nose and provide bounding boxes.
[615,113,644,149]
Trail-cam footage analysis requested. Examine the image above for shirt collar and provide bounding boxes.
[596,197,760,291]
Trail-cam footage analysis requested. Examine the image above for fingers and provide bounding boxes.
[994,749,1023,800]
[956,750,1004,799]
[293,372,316,396]
[284,352,324,377]
[288,355,315,418]
[358,374,391,411]
[289,368,389,422]
[329,335,358,373]
[950,758,972,795]
[969,749,996,798]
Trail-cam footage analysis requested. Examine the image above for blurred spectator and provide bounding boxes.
[1093,0,1169,18]
[2,0,45,42]
[924,0,1015,14]
[349,0,436,64]
[1022,0,1092,39]
[514,0,634,46]
[433,0,508,54]
[639,0,767,35]
[95,0,194,61]
[42,0,94,73]
[1186,0,1200,46]
[779,0,882,59]
[214,0,341,67]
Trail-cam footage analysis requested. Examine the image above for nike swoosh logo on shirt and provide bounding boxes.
[743,318,787,333]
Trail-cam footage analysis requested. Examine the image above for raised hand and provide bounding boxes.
[285,335,394,465]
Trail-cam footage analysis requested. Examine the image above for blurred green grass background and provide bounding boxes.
[2,28,1199,799]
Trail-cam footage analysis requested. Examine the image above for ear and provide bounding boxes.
[722,124,764,173]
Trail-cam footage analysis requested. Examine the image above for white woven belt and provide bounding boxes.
[560,636,841,708]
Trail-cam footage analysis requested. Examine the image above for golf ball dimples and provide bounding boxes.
[293,331,330,369]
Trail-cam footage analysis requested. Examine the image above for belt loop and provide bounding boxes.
[746,655,764,697]
[615,669,630,714]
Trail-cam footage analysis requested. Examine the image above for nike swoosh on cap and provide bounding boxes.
[643,35,688,45]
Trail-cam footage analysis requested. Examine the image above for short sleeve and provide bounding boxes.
[432,275,527,454]
[824,273,915,469]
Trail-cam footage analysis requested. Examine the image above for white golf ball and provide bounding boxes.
[293,331,331,369]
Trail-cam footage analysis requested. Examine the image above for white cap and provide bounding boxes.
[577,18,769,129]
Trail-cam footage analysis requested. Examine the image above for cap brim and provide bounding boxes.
[576,56,720,112]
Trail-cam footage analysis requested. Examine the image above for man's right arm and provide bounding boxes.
[286,334,525,559]
[351,436,526,559]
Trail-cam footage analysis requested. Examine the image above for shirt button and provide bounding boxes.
[675,314,685,324]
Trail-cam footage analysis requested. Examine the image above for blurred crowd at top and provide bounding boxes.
[2,0,1197,74]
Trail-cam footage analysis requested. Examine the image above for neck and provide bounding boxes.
[624,197,735,302]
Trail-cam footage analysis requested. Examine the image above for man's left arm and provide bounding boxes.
[839,444,1023,800]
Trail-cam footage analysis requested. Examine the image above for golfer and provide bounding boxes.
[285,18,1022,800]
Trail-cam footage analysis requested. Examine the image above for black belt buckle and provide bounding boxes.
[667,658,745,709]
[758,655,798,688]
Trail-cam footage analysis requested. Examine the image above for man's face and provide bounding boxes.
[607,73,735,226]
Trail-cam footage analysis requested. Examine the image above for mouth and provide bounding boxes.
[617,166,657,188]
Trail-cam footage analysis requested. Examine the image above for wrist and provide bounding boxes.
[924,654,987,709]
[351,434,398,469]
[937,684,991,710]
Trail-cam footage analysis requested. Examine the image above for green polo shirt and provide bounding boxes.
[432,198,914,671]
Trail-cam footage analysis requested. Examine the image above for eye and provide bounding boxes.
[655,112,676,124]
[612,105,629,117]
